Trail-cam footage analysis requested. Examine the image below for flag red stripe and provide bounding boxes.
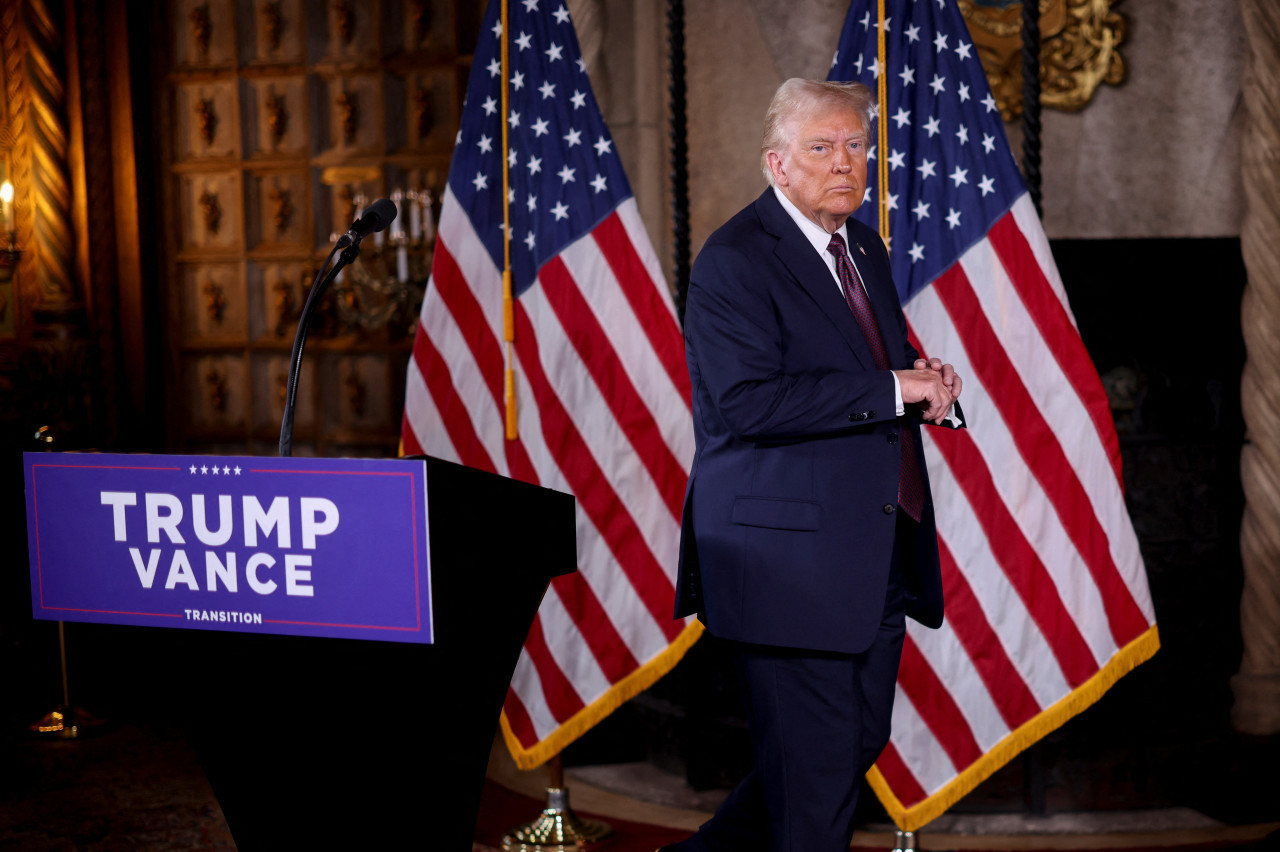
[987,214,1123,484]
[932,265,1150,646]
[874,742,929,808]
[550,571,642,682]
[521,614,587,721]
[925,425,1099,686]
[401,411,424,456]
[411,326,497,473]
[897,635,985,770]
[513,302,683,642]
[937,535,1042,729]
[503,687,539,748]
[592,213,693,405]
[539,255,687,520]
[432,240,508,409]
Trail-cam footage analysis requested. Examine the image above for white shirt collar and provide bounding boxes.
[772,185,849,259]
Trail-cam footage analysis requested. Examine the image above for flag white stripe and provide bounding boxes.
[509,648,560,742]
[922,434,1075,708]
[911,281,1118,667]
[906,619,1014,752]
[890,687,958,796]
[537,585,611,704]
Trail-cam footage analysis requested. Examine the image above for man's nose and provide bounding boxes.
[833,150,852,173]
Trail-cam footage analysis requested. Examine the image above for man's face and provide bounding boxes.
[767,104,868,233]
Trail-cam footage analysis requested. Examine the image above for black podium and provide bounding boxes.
[174,456,575,850]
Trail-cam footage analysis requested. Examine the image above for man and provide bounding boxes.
[668,78,965,851]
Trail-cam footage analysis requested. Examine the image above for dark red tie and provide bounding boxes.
[828,233,924,522]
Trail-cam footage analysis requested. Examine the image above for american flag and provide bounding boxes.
[829,0,1159,829]
[401,0,696,767]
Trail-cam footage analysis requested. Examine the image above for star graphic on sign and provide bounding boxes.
[201,465,209,474]
[917,158,937,180]
[516,32,532,50]
[591,174,608,193]
[979,175,996,196]
[477,134,493,153]
[233,466,241,475]
[888,149,906,170]
[212,466,219,475]
[557,164,576,184]
[473,172,488,191]
[532,117,550,137]
[189,465,197,474]
[570,90,586,109]
[539,81,556,99]
[913,200,931,220]
[947,208,962,229]
[554,5,570,23]
[551,201,570,220]
[511,71,526,91]
[482,96,498,116]
[564,127,582,147]
[950,165,969,187]
[545,42,564,62]
[528,156,542,175]
[909,242,925,262]
[924,116,941,137]
[892,107,911,128]
[593,136,612,156]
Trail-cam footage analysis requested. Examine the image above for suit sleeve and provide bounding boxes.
[685,241,898,442]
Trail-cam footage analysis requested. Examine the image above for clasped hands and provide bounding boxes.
[895,357,963,424]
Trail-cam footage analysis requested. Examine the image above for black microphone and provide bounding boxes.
[341,198,398,244]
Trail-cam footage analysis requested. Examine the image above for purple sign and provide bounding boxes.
[25,453,433,643]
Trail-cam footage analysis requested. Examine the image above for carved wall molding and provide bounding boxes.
[23,0,77,310]
[1234,0,1280,737]
[959,0,1126,121]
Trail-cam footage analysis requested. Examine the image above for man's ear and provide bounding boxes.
[767,150,788,186]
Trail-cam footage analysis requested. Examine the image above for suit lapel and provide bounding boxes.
[754,190,886,370]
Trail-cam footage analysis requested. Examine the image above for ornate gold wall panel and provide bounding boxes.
[160,0,478,457]
[960,0,1126,122]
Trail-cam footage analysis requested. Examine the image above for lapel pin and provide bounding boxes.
[857,243,866,255]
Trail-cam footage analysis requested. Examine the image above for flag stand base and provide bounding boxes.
[501,785,613,851]
[893,829,917,851]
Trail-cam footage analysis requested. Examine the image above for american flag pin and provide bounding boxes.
[858,243,866,255]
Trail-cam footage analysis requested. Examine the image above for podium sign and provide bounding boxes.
[24,453,433,643]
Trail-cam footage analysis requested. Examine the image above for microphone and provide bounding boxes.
[341,198,398,244]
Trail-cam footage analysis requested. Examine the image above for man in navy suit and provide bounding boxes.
[668,79,964,851]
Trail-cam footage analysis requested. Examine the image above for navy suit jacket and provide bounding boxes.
[676,189,959,654]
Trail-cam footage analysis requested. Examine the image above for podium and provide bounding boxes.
[170,456,576,850]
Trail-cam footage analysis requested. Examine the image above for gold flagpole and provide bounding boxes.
[500,0,518,440]
[876,0,890,250]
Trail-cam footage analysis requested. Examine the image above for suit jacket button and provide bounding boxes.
[887,432,898,444]
[883,503,896,514]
